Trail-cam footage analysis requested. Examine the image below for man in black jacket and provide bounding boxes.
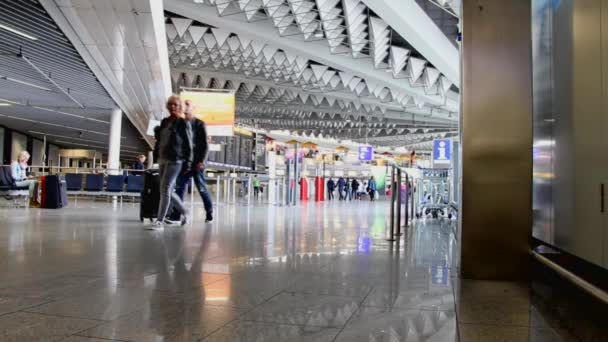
[326,178,335,200]
[173,99,213,222]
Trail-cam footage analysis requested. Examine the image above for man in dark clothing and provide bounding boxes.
[337,177,346,200]
[351,179,359,200]
[344,178,350,201]
[132,154,146,174]
[152,95,192,229]
[172,99,213,223]
[327,178,335,200]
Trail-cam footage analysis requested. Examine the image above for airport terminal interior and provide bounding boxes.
[0,0,607,341]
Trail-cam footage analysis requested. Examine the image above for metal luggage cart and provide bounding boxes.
[415,168,453,219]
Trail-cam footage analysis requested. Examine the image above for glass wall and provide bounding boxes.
[532,0,608,269]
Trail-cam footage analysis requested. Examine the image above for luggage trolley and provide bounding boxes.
[415,168,452,219]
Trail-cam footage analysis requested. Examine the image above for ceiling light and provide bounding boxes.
[0,113,109,136]
[0,98,20,104]
[0,23,38,40]
[0,75,51,91]
[0,103,11,106]
[33,106,109,124]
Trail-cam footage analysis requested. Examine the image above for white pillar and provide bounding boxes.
[107,108,122,175]
[147,150,154,169]
[268,153,277,204]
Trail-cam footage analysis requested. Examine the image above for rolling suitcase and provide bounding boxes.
[43,175,67,209]
[140,169,160,222]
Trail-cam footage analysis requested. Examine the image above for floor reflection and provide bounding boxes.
[0,200,575,341]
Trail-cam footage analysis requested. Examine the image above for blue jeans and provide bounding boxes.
[175,168,213,215]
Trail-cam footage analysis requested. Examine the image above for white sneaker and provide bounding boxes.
[145,220,164,230]
[181,214,189,226]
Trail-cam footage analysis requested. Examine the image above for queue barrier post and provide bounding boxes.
[387,166,397,242]
[395,169,403,236]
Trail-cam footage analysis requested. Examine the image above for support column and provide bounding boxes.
[268,153,277,204]
[461,0,532,279]
[107,108,122,175]
[147,150,154,169]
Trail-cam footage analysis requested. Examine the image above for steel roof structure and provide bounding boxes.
[164,0,460,148]
[1,0,460,155]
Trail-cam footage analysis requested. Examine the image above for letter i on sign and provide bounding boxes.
[438,141,447,160]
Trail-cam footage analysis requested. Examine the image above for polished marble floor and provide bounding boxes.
[0,199,578,341]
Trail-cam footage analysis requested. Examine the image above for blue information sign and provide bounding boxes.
[431,264,450,285]
[433,139,451,163]
[358,146,373,161]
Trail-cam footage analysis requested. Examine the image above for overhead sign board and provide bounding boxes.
[180,90,235,136]
[255,133,267,171]
[358,146,373,161]
[433,139,451,164]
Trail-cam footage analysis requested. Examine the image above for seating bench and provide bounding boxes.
[0,185,30,207]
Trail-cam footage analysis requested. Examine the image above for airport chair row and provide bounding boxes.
[0,166,30,207]
[64,173,143,202]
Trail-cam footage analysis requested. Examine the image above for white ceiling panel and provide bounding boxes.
[0,0,148,158]
[41,0,173,148]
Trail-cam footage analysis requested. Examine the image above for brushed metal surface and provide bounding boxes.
[603,0,608,269]
[532,0,608,269]
[461,0,533,279]
[531,0,555,246]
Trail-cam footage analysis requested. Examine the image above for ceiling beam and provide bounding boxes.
[361,0,460,84]
[40,0,172,148]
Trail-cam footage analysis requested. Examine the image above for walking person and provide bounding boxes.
[357,180,366,200]
[151,95,192,229]
[327,178,335,200]
[368,176,377,202]
[253,175,261,199]
[351,178,359,200]
[345,178,351,201]
[337,176,346,200]
[172,99,214,223]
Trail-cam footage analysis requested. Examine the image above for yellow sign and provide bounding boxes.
[234,126,253,137]
[181,90,235,136]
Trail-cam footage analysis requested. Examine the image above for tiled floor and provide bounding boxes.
[0,199,577,341]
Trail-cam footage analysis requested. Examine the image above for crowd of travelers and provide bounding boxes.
[326,176,378,201]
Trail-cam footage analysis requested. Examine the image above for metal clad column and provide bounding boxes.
[461,0,532,279]
[268,153,276,204]
[107,108,122,175]
[294,143,299,205]
[147,150,154,169]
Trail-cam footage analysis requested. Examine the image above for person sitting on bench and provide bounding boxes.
[11,151,39,207]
